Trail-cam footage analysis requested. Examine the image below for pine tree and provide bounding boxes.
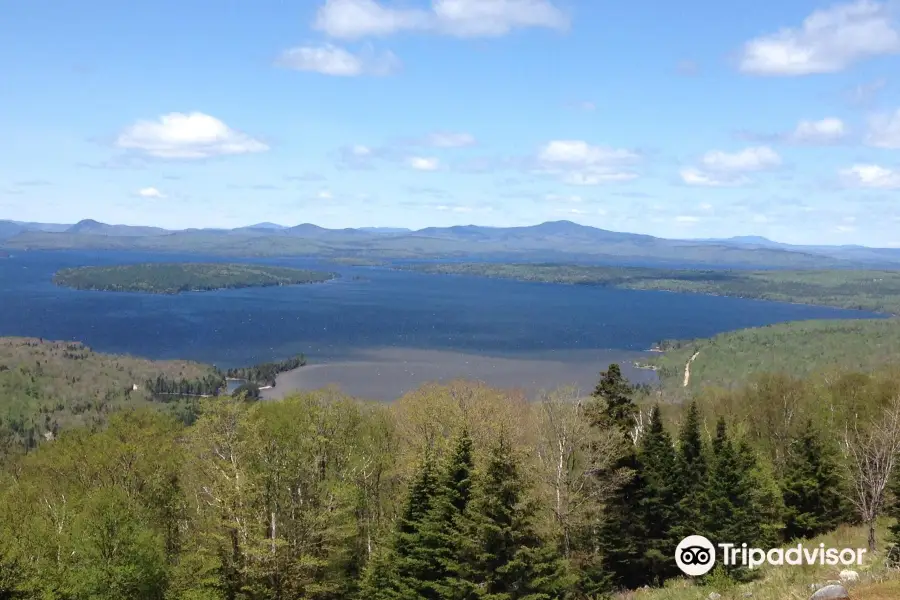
[369,449,440,600]
[781,419,849,541]
[672,401,708,542]
[637,405,680,584]
[589,363,637,433]
[595,448,651,590]
[469,434,574,600]
[706,419,772,573]
[414,431,476,600]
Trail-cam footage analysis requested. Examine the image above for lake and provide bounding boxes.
[0,250,885,398]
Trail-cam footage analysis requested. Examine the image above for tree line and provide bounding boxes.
[224,354,306,387]
[3,364,900,599]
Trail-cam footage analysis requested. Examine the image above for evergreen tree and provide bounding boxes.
[589,363,637,433]
[414,431,476,600]
[469,434,573,600]
[637,405,680,584]
[781,419,848,541]
[672,401,708,542]
[706,418,773,574]
[595,449,650,590]
[370,449,440,600]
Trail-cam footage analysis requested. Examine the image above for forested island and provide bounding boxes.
[403,262,900,315]
[52,262,336,294]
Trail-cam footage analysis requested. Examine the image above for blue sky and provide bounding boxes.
[2,0,900,245]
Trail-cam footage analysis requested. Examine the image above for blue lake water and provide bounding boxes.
[0,250,885,369]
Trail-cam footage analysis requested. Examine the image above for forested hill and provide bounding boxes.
[402,262,900,315]
[4,358,900,598]
[0,337,221,451]
[648,318,900,392]
[53,262,335,294]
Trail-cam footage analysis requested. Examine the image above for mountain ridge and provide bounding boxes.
[2,217,898,268]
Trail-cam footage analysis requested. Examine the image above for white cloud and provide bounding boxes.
[277,43,399,76]
[408,156,440,171]
[318,190,334,199]
[675,215,700,223]
[545,193,584,203]
[866,108,900,148]
[313,0,568,39]
[436,204,473,213]
[679,168,743,187]
[790,117,848,143]
[700,146,782,171]
[351,144,372,156]
[840,163,900,188]
[738,0,900,75]
[432,0,569,37]
[116,112,268,159]
[137,187,165,198]
[681,146,780,187]
[536,140,639,185]
[426,132,476,147]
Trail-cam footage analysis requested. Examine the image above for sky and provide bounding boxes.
[2,0,900,245]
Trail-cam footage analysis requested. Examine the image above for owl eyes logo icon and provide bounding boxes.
[675,535,716,576]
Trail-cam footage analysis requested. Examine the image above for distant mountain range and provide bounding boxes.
[2,218,899,269]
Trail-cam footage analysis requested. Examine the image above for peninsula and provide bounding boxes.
[53,262,336,294]
[401,262,900,315]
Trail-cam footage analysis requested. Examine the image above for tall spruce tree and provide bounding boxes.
[362,449,440,600]
[781,419,848,541]
[672,401,709,542]
[589,363,637,432]
[637,405,680,584]
[469,434,573,600]
[414,431,476,600]
[588,363,650,590]
[706,418,773,571]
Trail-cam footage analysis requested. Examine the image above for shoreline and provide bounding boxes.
[260,347,657,402]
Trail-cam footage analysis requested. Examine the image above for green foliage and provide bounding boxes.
[468,434,574,600]
[7,337,900,598]
[636,406,680,584]
[0,337,217,454]
[588,363,637,433]
[673,401,708,542]
[781,419,849,541]
[226,354,306,387]
[706,420,772,558]
[651,319,900,392]
[53,263,335,294]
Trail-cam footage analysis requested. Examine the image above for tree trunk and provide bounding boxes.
[868,520,877,553]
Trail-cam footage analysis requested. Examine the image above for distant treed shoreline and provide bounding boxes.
[52,262,336,294]
[400,262,900,315]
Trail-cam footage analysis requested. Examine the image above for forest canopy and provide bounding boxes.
[53,262,336,294]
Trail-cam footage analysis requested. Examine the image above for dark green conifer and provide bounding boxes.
[781,419,849,540]
[637,405,680,584]
[371,448,440,600]
[589,363,637,432]
[672,401,708,542]
[469,434,574,600]
[415,431,476,600]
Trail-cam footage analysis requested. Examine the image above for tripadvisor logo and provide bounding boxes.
[675,535,867,577]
